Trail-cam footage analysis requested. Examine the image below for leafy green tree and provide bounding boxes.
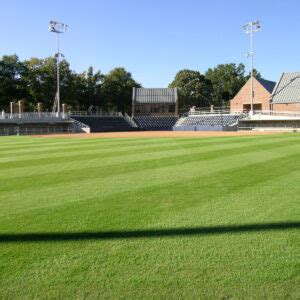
[67,72,86,110]
[169,69,213,109]
[84,66,103,108]
[245,69,261,81]
[23,57,76,110]
[1,53,263,114]
[101,67,141,113]
[205,63,248,106]
[0,55,27,110]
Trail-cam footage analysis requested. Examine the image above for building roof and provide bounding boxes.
[256,78,276,94]
[271,72,300,103]
[133,88,178,104]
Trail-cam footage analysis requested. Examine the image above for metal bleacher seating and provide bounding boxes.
[133,116,178,130]
[70,116,137,132]
[178,114,242,127]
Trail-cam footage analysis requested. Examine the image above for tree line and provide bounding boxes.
[0,54,260,113]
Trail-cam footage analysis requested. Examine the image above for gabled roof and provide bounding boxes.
[231,76,275,102]
[133,88,178,104]
[271,72,300,103]
[256,78,276,94]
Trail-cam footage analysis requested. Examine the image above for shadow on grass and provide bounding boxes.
[0,222,299,243]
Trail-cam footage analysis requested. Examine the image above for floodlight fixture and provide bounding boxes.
[243,21,261,34]
[49,20,68,34]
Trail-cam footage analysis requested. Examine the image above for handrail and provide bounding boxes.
[251,110,300,117]
[68,117,89,128]
[0,112,68,120]
[68,111,123,116]
[189,110,235,116]
[124,113,138,127]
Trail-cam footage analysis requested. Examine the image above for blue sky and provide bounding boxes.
[1,0,299,87]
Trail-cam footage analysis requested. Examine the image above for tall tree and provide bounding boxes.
[169,69,213,109]
[101,67,141,113]
[205,63,247,106]
[23,57,75,110]
[245,68,261,81]
[0,55,27,110]
[84,66,103,108]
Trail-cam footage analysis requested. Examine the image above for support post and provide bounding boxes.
[56,33,60,115]
[132,87,136,117]
[250,27,254,114]
[62,103,67,114]
[10,102,14,114]
[18,100,24,115]
[37,102,43,113]
[174,87,179,117]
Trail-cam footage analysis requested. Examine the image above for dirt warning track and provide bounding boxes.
[33,130,289,139]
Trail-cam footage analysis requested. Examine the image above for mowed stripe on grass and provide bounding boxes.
[0,134,299,298]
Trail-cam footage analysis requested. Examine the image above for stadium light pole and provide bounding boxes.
[243,21,261,114]
[49,20,68,115]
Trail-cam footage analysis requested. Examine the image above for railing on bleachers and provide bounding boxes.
[69,111,123,117]
[176,114,243,127]
[246,110,300,119]
[188,109,232,116]
[124,113,138,128]
[0,112,70,123]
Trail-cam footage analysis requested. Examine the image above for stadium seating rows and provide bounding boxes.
[178,114,242,127]
[70,116,137,132]
[70,114,243,132]
[133,116,178,130]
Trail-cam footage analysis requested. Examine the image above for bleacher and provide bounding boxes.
[133,116,178,130]
[0,112,68,123]
[0,112,74,135]
[70,116,137,132]
[177,114,242,127]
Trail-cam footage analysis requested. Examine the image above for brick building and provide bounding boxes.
[271,72,300,112]
[230,77,275,113]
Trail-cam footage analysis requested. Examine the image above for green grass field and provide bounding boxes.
[0,133,299,299]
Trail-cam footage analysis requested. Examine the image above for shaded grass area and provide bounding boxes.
[1,222,299,242]
[0,134,299,298]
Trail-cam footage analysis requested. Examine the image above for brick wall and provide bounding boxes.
[230,77,271,113]
[272,103,300,112]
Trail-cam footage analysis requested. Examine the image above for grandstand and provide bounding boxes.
[178,114,242,126]
[0,110,140,135]
[173,110,244,131]
[0,112,73,135]
[1,101,300,135]
[70,114,138,133]
[133,116,178,130]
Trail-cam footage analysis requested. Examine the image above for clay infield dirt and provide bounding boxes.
[33,130,289,139]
